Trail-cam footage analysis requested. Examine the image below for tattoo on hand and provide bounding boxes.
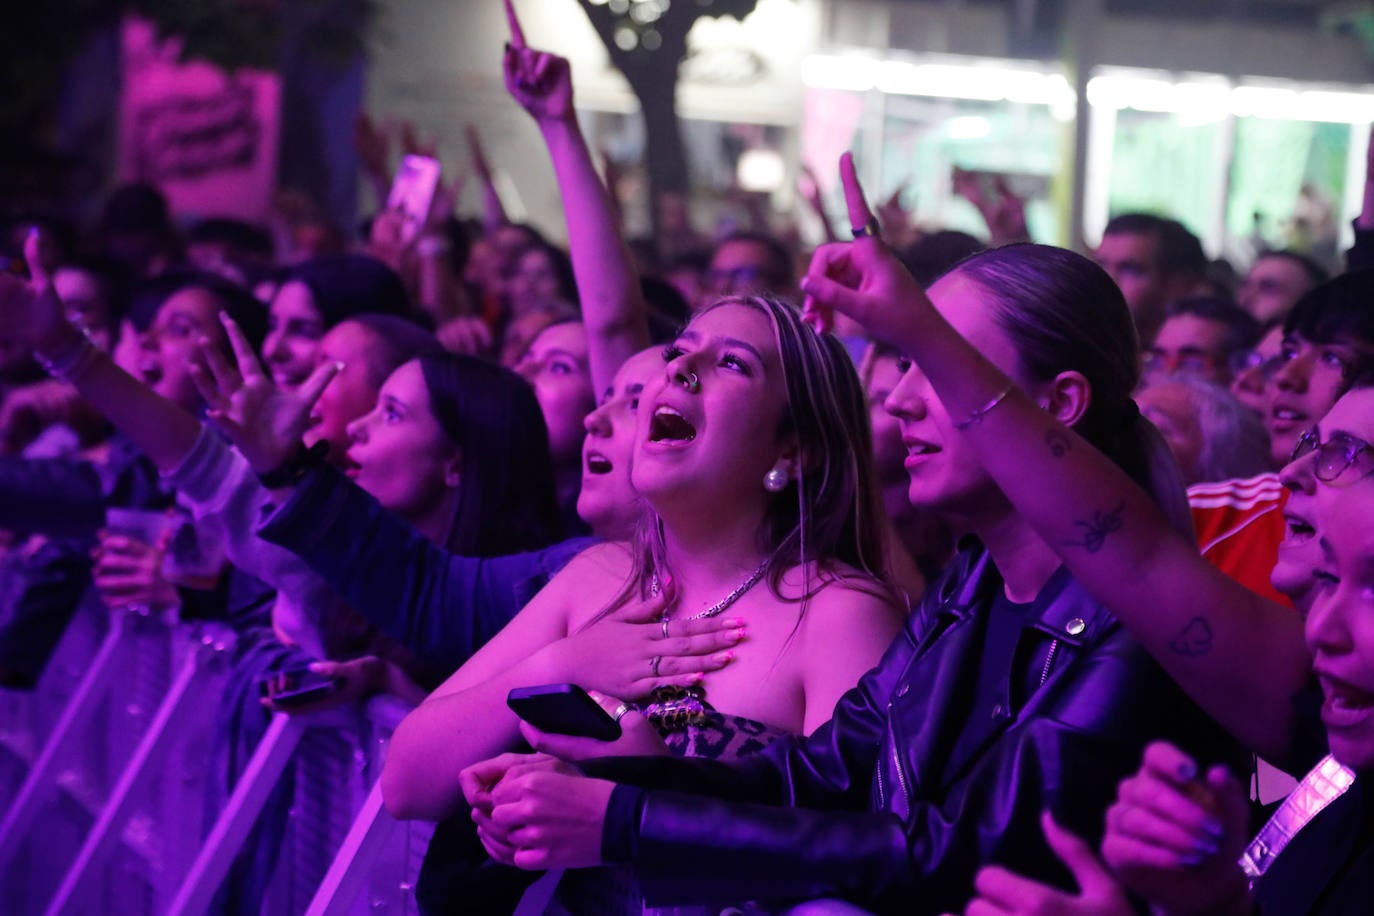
[1065,502,1125,553]
[1169,617,1214,657]
[1045,429,1071,458]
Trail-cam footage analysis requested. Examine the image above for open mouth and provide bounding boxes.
[1270,406,1307,427]
[586,451,613,475]
[903,438,942,462]
[1320,673,1374,725]
[140,362,164,386]
[649,405,697,444]
[1284,514,1315,543]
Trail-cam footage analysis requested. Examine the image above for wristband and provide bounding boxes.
[256,440,329,489]
[953,385,1013,431]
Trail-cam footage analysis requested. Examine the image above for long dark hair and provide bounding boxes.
[952,244,1193,537]
[417,353,564,555]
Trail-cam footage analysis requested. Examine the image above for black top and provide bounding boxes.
[1256,778,1374,915]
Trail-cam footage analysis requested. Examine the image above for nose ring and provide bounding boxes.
[676,370,700,394]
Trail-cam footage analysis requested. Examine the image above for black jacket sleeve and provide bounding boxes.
[595,615,1232,914]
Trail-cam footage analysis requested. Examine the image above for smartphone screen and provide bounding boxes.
[386,154,442,244]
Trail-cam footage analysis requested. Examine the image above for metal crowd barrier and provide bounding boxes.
[0,608,434,916]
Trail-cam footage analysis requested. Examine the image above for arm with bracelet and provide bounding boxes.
[800,153,1309,762]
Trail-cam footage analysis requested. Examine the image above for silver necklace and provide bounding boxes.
[652,559,769,621]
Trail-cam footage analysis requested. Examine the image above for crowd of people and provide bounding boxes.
[3,4,1374,914]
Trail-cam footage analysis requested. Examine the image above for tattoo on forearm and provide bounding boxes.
[1065,502,1125,553]
[1045,429,1071,458]
[1169,617,1214,657]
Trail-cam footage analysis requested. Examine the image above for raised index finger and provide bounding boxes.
[219,313,267,383]
[503,0,527,49]
[839,152,876,235]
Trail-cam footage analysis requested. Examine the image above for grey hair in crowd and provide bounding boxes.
[1152,376,1272,485]
[949,243,1195,540]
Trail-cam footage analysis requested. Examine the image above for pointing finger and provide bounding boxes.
[839,152,877,236]
[504,0,527,49]
[24,228,51,288]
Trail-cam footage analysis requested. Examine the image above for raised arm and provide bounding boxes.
[501,0,650,395]
[1347,126,1374,273]
[797,154,1309,760]
[0,236,202,472]
[466,125,509,237]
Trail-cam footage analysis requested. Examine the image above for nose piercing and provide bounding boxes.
[676,370,700,394]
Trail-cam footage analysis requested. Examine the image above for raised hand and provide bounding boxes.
[0,230,79,356]
[538,586,747,702]
[501,0,574,124]
[962,812,1134,916]
[353,112,392,182]
[799,152,930,347]
[437,315,494,356]
[1100,742,1252,916]
[188,313,341,475]
[465,124,495,185]
[399,120,439,160]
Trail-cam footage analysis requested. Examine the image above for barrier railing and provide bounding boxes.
[0,612,432,916]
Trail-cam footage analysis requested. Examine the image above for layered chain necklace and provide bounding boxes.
[645,558,771,734]
[651,558,770,622]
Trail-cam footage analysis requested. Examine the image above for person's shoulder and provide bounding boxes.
[784,561,905,625]
[541,543,637,623]
[552,541,632,576]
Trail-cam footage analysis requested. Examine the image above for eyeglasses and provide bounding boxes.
[1228,349,1286,380]
[1289,427,1374,483]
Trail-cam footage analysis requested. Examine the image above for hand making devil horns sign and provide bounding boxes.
[799,152,934,351]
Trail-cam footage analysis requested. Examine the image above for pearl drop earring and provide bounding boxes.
[763,468,789,492]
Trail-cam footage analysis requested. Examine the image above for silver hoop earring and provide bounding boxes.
[763,468,789,492]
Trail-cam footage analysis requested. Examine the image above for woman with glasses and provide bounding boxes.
[961,376,1374,916]
[1191,272,1374,606]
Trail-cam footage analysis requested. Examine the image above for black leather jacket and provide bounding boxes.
[589,545,1241,914]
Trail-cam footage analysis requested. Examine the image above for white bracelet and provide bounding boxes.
[953,385,1013,431]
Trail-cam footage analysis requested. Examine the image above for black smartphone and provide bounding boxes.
[258,666,343,709]
[507,683,621,741]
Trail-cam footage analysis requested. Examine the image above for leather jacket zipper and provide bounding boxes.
[881,699,912,813]
[1039,638,1060,687]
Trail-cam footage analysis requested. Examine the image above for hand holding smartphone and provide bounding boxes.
[507,683,622,741]
[385,154,443,245]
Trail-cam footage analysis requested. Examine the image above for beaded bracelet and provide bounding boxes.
[952,385,1013,431]
[33,331,99,383]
